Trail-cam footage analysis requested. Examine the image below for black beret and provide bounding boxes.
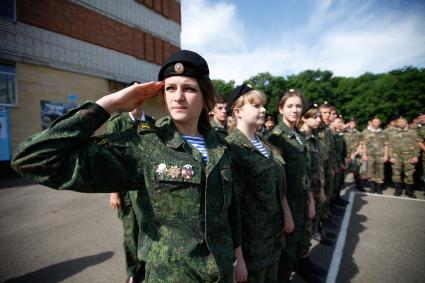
[158,50,209,81]
[301,101,318,117]
[226,84,254,114]
[266,115,276,122]
[369,115,381,121]
[388,115,399,122]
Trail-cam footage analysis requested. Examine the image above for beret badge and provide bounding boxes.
[174,62,184,74]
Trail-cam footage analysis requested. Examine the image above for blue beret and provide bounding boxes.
[158,50,209,81]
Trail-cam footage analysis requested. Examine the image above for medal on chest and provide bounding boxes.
[182,164,194,180]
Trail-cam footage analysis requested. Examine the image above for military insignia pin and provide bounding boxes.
[155,163,167,180]
[174,62,184,74]
[167,165,181,178]
[181,164,194,180]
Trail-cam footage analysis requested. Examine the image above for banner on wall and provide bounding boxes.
[40,100,77,129]
[0,107,11,161]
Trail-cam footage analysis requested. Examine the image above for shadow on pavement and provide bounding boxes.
[335,190,367,282]
[3,251,114,283]
[293,185,368,283]
[0,162,33,190]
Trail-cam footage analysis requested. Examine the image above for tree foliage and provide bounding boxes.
[212,79,235,99]
[214,66,425,128]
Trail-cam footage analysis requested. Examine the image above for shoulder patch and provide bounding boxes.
[137,122,155,133]
[272,128,283,136]
[91,135,110,146]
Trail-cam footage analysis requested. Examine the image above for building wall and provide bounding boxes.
[10,62,166,152]
[0,0,180,157]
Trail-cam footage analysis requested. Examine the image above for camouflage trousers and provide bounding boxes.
[278,225,307,283]
[333,167,345,198]
[391,156,416,185]
[247,262,279,283]
[366,155,385,183]
[117,191,144,277]
[325,169,335,202]
[300,219,313,258]
[321,161,335,202]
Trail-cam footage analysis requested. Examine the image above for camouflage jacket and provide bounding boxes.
[303,132,321,193]
[417,125,425,145]
[12,102,241,282]
[343,128,361,157]
[388,127,419,159]
[226,128,285,271]
[361,127,388,157]
[333,132,347,168]
[268,122,308,227]
[315,123,335,170]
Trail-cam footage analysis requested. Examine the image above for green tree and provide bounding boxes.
[212,79,235,99]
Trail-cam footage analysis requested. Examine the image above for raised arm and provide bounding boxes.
[12,82,163,193]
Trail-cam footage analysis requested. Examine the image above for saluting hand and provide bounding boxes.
[96,81,164,114]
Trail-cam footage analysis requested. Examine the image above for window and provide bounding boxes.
[0,64,17,106]
[0,0,16,20]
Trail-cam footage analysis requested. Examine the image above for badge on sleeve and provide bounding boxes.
[181,164,194,180]
[156,163,167,180]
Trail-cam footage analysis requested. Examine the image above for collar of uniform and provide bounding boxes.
[157,119,186,149]
[300,130,314,140]
[204,127,227,175]
[277,121,295,139]
[227,128,255,150]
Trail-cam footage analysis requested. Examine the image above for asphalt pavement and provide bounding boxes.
[0,178,126,283]
[0,177,424,283]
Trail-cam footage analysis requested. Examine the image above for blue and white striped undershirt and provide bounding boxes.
[251,136,269,158]
[292,129,303,146]
[182,135,209,162]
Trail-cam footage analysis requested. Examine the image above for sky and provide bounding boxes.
[180,0,425,83]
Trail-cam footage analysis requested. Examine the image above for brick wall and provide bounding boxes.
[16,0,179,65]
[135,0,181,24]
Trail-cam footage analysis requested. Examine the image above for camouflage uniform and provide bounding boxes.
[388,126,420,197]
[417,125,425,183]
[268,122,308,283]
[226,128,286,283]
[361,127,388,191]
[384,125,398,186]
[106,112,147,278]
[343,128,362,189]
[333,132,347,198]
[300,132,321,258]
[316,124,335,202]
[12,102,241,283]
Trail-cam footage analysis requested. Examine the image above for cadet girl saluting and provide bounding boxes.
[12,50,241,283]
[225,85,290,283]
[268,89,315,283]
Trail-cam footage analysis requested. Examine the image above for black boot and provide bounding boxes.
[362,179,369,190]
[394,183,402,196]
[355,175,366,192]
[297,256,327,277]
[369,182,376,193]
[404,184,417,199]
[296,257,325,283]
[375,183,383,194]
